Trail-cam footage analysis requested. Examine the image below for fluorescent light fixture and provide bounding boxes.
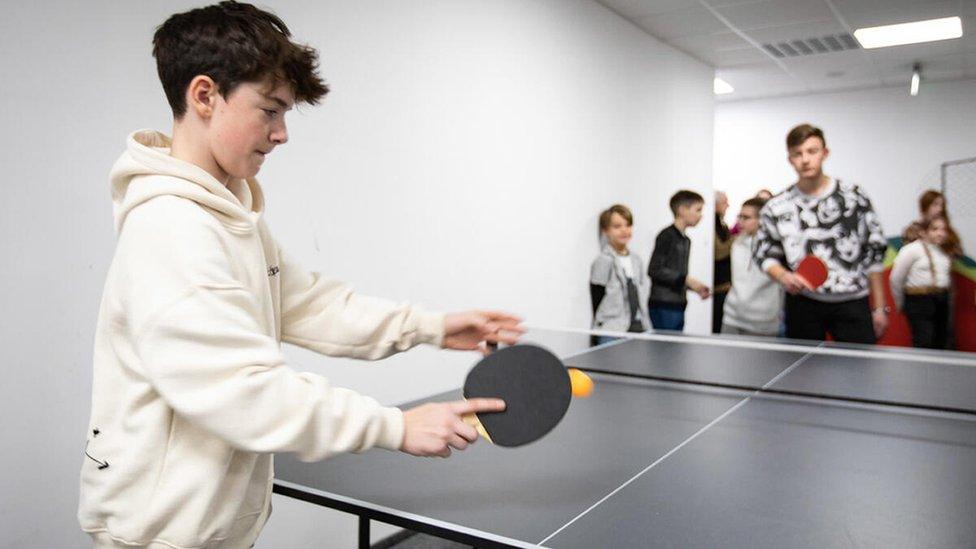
[910,63,920,96]
[854,16,962,49]
[713,77,734,95]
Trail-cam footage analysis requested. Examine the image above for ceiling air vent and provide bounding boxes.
[762,33,860,58]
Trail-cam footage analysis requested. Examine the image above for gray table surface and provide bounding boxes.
[274,333,976,548]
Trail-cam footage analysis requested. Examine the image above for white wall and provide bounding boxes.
[713,79,976,240]
[0,1,713,548]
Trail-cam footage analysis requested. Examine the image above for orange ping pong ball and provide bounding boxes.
[568,368,594,398]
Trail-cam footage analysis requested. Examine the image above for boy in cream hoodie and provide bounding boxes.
[78,3,521,548]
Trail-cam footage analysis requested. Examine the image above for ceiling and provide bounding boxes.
[596,0,976,101]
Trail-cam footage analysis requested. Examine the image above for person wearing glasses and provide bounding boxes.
[722,197,784,337]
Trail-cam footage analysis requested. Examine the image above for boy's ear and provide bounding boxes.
[187,75,219,119]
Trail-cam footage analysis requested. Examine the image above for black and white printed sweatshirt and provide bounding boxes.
[753,178,887,303]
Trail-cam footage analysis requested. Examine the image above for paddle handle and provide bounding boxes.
[462,412,493,444]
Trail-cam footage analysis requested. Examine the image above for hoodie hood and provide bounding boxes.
[110,130,265,233]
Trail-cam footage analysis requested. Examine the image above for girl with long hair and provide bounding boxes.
[891,216,958,349]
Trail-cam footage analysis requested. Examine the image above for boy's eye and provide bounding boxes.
[263,109,278,117]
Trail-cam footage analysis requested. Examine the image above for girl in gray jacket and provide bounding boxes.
[590,204,650,344]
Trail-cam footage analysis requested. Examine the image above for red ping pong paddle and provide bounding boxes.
[795,255,828,290]
[462,344,588,447]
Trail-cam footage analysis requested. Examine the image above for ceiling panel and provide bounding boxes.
[669,31,754,54]
[703,47,775,66]
[598,0,703,20]
[705,0,769,8]
[636,5,731,39]
[715,0,836,30]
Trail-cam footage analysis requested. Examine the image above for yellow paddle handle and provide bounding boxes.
[462,412,494,444]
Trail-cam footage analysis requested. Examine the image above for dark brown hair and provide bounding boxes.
[668,190,704,216]
[599,204,633,233]
[786,123,826,150]
[742,197,767,211]
[152,1,329,118]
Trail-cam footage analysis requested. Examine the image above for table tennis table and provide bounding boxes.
[273,328,976,548]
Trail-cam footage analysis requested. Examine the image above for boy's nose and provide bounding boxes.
[271,127,289,145]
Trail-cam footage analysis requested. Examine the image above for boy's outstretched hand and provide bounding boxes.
[686,277,711,300]
[400,398,506,458]
[442,310,525,354]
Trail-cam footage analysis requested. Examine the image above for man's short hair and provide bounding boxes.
[669,190,704,216]
[153,1,329,118]
[742,197,766,211]
[786,123,826,150]
[599,204,633,231]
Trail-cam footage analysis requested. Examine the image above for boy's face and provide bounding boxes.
[208,79,294,181]
[604,212,633,249]
[737,206,760,235]
[677,202,703,227]
[787,136,829,180]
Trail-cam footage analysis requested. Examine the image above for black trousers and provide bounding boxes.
[903,291,950,349]
[784,294,876,345]
[712,290,727,334]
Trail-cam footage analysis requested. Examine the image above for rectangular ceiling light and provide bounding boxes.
[714,77,734,95]
[854,16,962,49]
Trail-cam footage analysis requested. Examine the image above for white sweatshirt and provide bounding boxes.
[723,233,784,335]
[79,130,445,549]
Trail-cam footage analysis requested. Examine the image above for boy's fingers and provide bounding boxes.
[482,310,523,324]
[451,398,506,415]
[494,332,522,345]
[448,434,469,451]
[484,328,522,345]
[455,419,479,442]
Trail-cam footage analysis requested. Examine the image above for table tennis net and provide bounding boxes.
[526,329,976,416]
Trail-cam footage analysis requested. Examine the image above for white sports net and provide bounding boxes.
[943,157,976,255]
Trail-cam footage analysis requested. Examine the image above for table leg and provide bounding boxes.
[358,516,370,549]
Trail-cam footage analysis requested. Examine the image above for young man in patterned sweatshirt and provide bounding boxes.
[753,124,889,344]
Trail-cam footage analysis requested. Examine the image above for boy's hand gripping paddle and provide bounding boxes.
[462,344,592,447]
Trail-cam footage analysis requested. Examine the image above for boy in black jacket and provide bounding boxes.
[648,190,710,331]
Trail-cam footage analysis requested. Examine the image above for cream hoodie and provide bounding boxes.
[79,130,444,549]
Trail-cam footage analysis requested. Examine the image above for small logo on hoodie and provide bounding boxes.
[267,265,280,277]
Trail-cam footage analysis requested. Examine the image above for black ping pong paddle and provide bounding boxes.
[462,344,574,448]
